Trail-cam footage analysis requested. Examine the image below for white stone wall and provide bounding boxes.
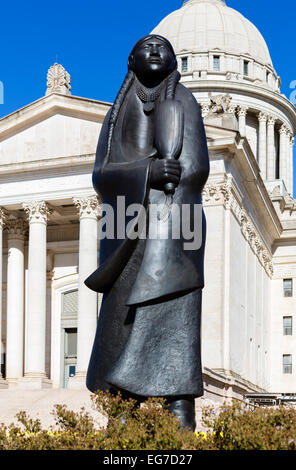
[202,200,271,391]
[202,204,224,368]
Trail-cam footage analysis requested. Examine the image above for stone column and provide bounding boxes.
[6,219,26,387]
[237,106,247,137]
[0,210,6,387]
[258,112,267,180]
[20,201,52,389]
[289,136,294,195]
[68,196,101,389]
[279,124,288,189]
[267,115,276,181]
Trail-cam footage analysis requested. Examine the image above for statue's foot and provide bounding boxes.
[167,397,196,431]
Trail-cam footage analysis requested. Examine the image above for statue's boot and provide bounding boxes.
[167,397,196,431]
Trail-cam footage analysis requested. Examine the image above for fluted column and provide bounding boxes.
[20,201,52,389]
[258,112,267,180]
[6,218,26,387]
[237,106,247,137]
[0,210,6,387]
[279,124,288,189]
[68,195,101,389]
[267,115,276,181]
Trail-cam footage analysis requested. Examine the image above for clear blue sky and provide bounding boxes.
[0,0,295,192]
[0,0,295,115]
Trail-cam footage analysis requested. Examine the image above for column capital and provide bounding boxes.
[290,136,295,146]
[237,105,248,117]
[267,115,276,126]
[279,124,289,135]
[73,195,102,220]
[258,112,267,123]
[227,103,237,115]
[23,201,53,224]
[200,102,210,118]
[6,218,27,240]
[0,208,7,230]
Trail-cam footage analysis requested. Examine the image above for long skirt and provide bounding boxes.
[86,238,204,398]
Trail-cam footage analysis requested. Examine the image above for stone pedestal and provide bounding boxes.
[18,374,52,390]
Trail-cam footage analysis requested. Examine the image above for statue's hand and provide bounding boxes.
[149,159,182,191]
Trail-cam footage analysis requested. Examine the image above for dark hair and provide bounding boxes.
[128,34,177,71]
[106,35,180,158]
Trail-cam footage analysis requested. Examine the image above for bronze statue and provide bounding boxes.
[85,35,209,430]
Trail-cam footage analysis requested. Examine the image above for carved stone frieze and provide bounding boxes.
[202,176,273,277]
[208,93,233,114]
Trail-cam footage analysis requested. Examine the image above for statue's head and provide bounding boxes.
[128,35,177,85]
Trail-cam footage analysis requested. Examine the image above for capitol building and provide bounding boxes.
[0,0,296,406]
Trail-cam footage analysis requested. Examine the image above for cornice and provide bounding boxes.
[202,175,273,278]
[204,124,282,245]
[0,153,95,177]
[0,93,111,142]
[187,80,296,132]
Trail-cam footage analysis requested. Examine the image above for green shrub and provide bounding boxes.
[1,392,296,450]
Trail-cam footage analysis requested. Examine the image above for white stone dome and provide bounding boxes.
[152,0,273,67]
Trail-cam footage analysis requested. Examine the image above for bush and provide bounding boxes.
[202,402,296,450]
[0,392,296,450]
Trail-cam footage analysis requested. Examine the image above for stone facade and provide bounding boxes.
[0,0,296,404]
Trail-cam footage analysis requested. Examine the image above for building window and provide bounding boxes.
[243,60,249,76]
[213,55,220,71]
[283,317,293,335]
[181,57,188,73]
[283,279,293,297]
[283,354,292,374]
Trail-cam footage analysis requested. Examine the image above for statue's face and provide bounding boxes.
[132,38,175,81]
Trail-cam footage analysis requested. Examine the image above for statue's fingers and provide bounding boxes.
[164,168,181,176]
[163,173,180,184]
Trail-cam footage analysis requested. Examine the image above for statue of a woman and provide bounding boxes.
[85,35,209,430]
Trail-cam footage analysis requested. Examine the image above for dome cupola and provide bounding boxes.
[152,0,296,197]
[152,0,276,90]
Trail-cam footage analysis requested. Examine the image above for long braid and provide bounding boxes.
[166,69,181,100]
[106,70,135,158]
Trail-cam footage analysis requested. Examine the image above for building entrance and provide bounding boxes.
[61,290,78,388]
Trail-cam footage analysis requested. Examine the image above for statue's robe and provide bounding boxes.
[85,79,209,397]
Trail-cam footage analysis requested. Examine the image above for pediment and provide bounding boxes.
[0,93,111,166]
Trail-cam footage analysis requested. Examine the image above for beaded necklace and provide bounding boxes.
[135,78,164,114]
